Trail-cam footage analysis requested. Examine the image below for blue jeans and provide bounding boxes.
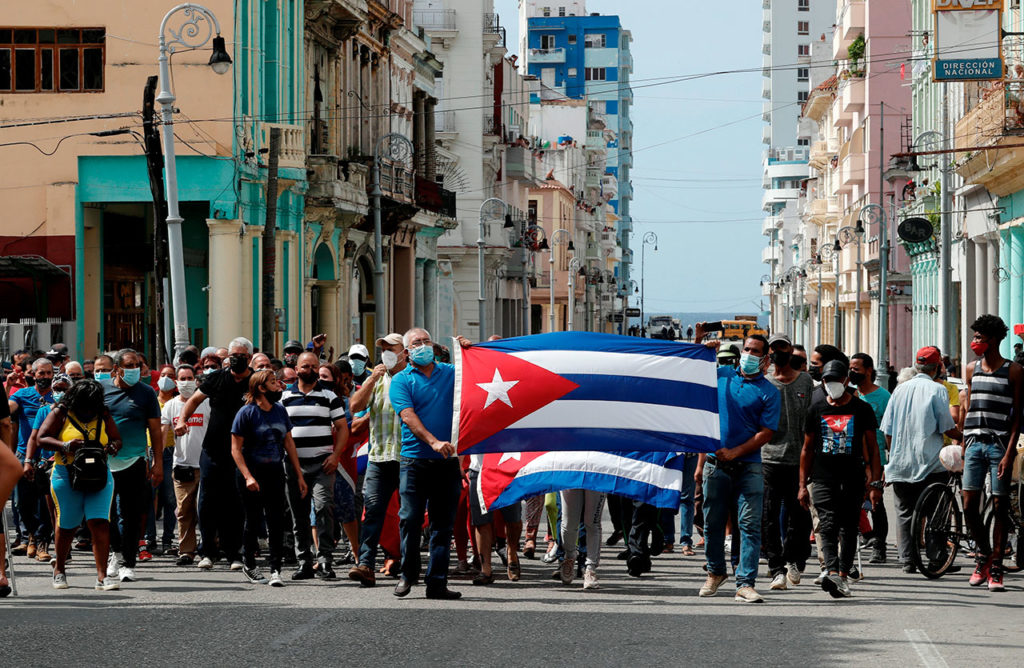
[398,456,461,591]
[679,454,700,547]
[359,460,400,568]
[702,458,764,588]
[963,440,1011,496]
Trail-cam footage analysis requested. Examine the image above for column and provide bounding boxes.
[999,229,1012,357]
[964,240,979,363]
[424,260,438,335]
[319,282,341,354]
[82,206,102,357]
[207,220,246,349]
[414,259,426,327]
[304,278,315,342]
[278,229,300,340]
[987,237,1000,316]
[1011,227,1024,356]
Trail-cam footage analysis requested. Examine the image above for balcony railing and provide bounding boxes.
[530,47,566,64]
[415,176,456,218]
[482,12,506,47]
[435,109,455,133]
[262,123,305,169]
[377,159,414,204]
[413,8,456,31]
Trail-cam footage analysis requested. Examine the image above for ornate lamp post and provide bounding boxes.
[548,228,573,332]
[371,132,414,347]
[475,197,508,340]
[640,232,658,336]
[836,219,866,351]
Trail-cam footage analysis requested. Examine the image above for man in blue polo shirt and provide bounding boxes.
[388,328,468,600]
[694,324,780,603]
[9,357,54,559]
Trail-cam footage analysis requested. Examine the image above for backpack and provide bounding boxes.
[65,414,109,493]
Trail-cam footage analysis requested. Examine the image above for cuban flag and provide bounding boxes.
[477,450,688,512]
[452,332,720,455]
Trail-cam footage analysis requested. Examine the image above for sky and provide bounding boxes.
[494,0,767,317]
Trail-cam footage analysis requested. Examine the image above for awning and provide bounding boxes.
[0,255,71,279]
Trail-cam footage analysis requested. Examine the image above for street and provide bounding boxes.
[3,499,1021,667]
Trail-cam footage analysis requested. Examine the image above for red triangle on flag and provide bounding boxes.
[456,346,579,453]
[823,415,852,433]
[478,451,547,510]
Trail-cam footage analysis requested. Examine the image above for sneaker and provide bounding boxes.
[583,567,600,590]
[197,556,214,570]
[106,552,123,578]
[242,566,267,584]
[118,566,136,582]
[734,586,764,603]
[969,558,991,587]
[137,540,153,563]
[698,573,728,597]
[848,567,863,582]
[813,569,827,586]
[869,549,887,564]
[454,560,473,575]
[95,577,120,591]
[268,570,285,587]
[229,560,244,572]
[542,543,560,564]
[176,554,195,566]
[786,563,801,586]
[988,564,1006,592]
[821,573,851,598]
[769,573,788,591]
[903,563,918,574]
[52,572,69,589]
[560,557,576,585]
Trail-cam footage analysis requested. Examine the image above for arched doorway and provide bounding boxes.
[310,243,336,337]
[354,254,375,346]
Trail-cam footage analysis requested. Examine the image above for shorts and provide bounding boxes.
[468,469,522,527]
[963,441,1011,496]
[50,464,115,529]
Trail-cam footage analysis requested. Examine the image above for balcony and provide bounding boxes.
[414,8,456,32]
[305,155,369,219]
[586,129,607,150]
[482,12,506,48]
[601,174,618,199]
[261,123,305,169]
[415,176,456,219]
[808,139,830,169]
[839,75,865,120]
[955,82,1024,196]
[530,47,566,64]
[505,146,544,185]
[833,1,865,60]
[586,167,602,188]
[762,125,771,145]
[762,216,782,236]
[435,109,456,133]
[762,245,781,264]
[838,151,865,194]
[762,187,801,210]
[377,158,415,204]
[762,81,771,99]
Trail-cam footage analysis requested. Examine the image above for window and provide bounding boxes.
[798,0,809,10]
[797,137,810,146]
[798,44,810,57]
[540,34,556,49]
[0,27,104,93]
[542,6,551,16]
[558,6,566,16]
[568,34,577,44]
[568,67,577,77]
[797,67,809,82]
[797,21,809,35]
[584,67,606,81]
[797,90,809,103]
[584,33,606,48]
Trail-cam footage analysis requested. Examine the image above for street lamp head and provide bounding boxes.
[208,36,232,75]
[855,218,865,236]
[832,238,842,252]
[503,214,514,229]
[538,238,549,250]
[567,240,575,252]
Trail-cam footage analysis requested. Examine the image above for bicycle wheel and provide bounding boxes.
[985,493,1024,573]
[910,482,961,579]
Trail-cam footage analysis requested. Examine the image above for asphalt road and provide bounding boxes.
[2,503,1022,667]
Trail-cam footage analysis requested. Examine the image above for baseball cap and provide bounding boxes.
[376,333,404,348]
[200,346,219,358]
[45,343,69,360]
[822,360,849,382]
[283,340,304,354]
[767,333,791,347]
[717,345,739,359]
[348,344,370,360]
[916,346,941,365]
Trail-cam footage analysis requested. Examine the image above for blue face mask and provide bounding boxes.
[739,352,763,376]
[350,359,367,376]
[409,345,435,366]
[94,371,111,381]
[52,391,65,403]
[121,368,141,386]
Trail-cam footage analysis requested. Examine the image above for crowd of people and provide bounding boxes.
[0,314,1019,601]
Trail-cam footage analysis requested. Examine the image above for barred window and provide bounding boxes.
[0,27,105,93]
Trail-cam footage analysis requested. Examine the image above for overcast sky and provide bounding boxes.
[494,0,767,316]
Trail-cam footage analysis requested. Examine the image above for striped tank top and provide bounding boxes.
[964,359,1013,448]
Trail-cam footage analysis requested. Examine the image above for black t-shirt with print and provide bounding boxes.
[803,393,877,483]
[199,368,252,460]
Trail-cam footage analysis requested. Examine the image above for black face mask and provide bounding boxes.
[265,390,283,403]
[770,351,792,368]
[35,376,52,391]
[229,354,249,373]
[808,365,823,382]
[297,370,318,384]
[319,381,337,394]
[848,371,866,386]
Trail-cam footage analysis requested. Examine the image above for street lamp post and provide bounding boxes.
[640,232,658,337]
[837,220,866,351]
[548,228,572,332]
[476,197,508,340]
[858,202,888,382]
[831,237,842,347]
[622,278,638,335]
[817,238,839,348]
[371,132,414,348]
[568,257,581,331]
[157,3,232,354]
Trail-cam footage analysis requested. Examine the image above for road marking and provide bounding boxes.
[905,629,950,668]
[271,612,333,650]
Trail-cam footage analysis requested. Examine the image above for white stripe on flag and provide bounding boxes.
[507,350,717,387]
[506,400,721,439]
[518,451,684,493]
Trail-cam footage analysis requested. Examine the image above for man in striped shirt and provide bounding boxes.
[962,314,1023,592]
[283,352,350,581]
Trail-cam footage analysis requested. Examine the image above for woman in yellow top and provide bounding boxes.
[37,379,123,590]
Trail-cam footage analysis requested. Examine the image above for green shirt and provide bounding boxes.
[367,373,403,463]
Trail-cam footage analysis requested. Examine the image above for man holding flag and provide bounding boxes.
[695,323,780,603]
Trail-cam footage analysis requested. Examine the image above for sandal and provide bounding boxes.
[507,559,521,582]
[472,571,494,586]
[681,545,696,556]
[523,539,536,559]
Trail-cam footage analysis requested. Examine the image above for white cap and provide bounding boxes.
[348,344,370,360]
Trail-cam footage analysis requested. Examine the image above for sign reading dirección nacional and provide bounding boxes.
[933,0,1004,82]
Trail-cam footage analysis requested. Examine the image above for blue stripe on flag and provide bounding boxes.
[462,427,718,456]
[559,374,718,412]
[479,331,714,360]
[490,468,683,511]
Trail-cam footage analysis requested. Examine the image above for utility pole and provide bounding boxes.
[939,88,952,355]
[878,101,891,388]
[261,127,281,355]
[142,75,168,365]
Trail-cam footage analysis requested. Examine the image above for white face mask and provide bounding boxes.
[381,350,399,370]
[824,381,847,401]
[176,379,197,398]
[157,376,176,392]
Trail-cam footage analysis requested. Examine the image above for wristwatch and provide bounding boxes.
[869,480,884,490]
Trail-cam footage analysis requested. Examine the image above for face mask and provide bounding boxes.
[176,379,197,398]
[157,376,176,392]
[381,350,399,370]
[847,371,866,386]
[825,381,847,401]
[409,345,435,366]
[320,381,337,394]
[35,376,52,391]
[350,359,367,376]
[298,370,318,384]
[284,354,298,368]
[770,350,791,367]
[739,352,762,376]
[265,389,283,403]
[229,354,249,373]
[52,391,65,403]
[94,371,111,381]
[121,368,141,386]
[808,365,823,382]
[970,341,988,356]
[203,368,216,375]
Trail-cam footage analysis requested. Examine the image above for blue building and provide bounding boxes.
[524,11,634,288]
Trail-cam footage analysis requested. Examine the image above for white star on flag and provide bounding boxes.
[498,452,522,465]
[477,368,519,409]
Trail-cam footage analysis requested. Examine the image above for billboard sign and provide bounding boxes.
[933,0,1003,81]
